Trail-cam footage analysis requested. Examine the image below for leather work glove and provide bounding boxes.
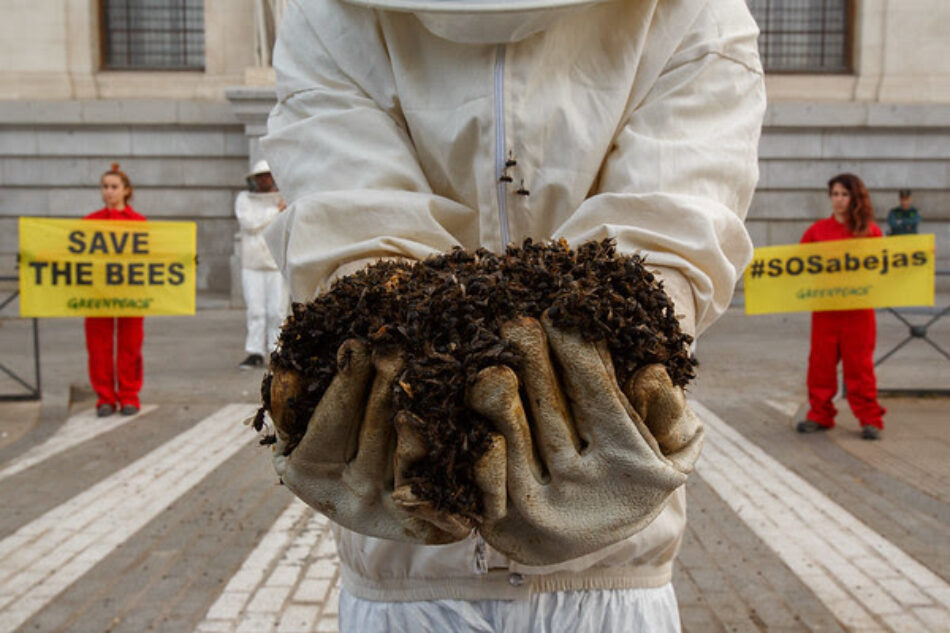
[461,312,704,566]
[269,339,472,544]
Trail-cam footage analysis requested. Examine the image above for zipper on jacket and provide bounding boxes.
[473,531,489,575]
[494,44,511,248]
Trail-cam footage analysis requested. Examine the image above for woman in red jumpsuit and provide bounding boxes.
[797,173,886,440]
[86,163,146,417]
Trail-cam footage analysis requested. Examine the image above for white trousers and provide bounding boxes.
[242,268,287,357]
[339,585,682,633]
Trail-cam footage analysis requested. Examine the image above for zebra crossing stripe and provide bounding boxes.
[0,405,158,481]
[692,399,950,632]
[196,498,341,633]
[0,403,257,632]
[763,398,799,417]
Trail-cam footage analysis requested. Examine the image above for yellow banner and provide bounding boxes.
[18,218,196,317]
[744,234,935,315]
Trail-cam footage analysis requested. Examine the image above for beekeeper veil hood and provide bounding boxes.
[341,0,614,43]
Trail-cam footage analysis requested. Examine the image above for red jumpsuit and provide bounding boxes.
[84,206,147,410]
[801,217,886,430]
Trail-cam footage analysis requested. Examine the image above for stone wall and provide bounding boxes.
[3,95,949,296]
[764,0,950,104]
[0,100,248,294]
[753,102,950,279]
[0,0,256,101]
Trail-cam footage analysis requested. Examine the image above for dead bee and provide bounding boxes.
[262,237,694,518]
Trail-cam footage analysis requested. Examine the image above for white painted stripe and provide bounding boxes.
[0,403,256,632]
[0,405,158,481]
[692,399,950,632]
[763,398,800,418]
[196,498,340,633]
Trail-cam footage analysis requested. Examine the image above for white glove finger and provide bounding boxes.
[392,410,475,540]
[501,317,582,463]
[392,410,428,490]
[268,368,303,440]
[347,350,403,486]
[467,366,545,499]
[624,365,704,472]
[473,432,507,523]
[539,312,651,450]
[390,486,474,541]
[293,339,373,464]
[394,413,506,525]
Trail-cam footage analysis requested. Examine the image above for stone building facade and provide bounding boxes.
[2,0,949,298]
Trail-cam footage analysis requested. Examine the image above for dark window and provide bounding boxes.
[748,0,853,73]
[101,0,205,70]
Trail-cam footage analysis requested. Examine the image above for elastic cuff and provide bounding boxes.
[646,266,696,338]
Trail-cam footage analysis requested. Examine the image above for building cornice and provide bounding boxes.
[765,101,950,128]
[225,86,278,137]
[0,99,238,126]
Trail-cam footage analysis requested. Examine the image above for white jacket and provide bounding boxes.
[235,191,283,271]
[263,0,764,601]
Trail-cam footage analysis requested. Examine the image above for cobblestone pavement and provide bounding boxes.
[0,303,947,632]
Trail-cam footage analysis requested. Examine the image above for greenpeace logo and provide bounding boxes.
[795,286,871,300]
[67,297,154,310]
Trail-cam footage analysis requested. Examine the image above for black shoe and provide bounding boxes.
[861,426,881,440]
[120,404,140,416]
[796,419,830,433]
[238,354,265,370]
[97,404,116,417]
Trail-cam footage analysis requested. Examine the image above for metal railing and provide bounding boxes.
[747,0,853,73]
[101,0,205,70]
[874,270,950,397]
[0,276,41,401]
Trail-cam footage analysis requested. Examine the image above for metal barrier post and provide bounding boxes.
[876,306,950,367]
[873,270,950,397]
[0,276,42,401]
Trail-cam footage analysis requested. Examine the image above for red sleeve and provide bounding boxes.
[85,209,108,220]
[868,223,883,237]
[125,206,147,221]
[801,223,817,244]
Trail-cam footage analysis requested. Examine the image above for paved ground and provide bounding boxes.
[0,295,947,632]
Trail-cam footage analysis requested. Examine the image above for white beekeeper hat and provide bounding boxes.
[342,0,611,43]
[247,160,272,179]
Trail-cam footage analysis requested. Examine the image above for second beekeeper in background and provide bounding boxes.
[236,160,288,370]
[262,0,766,629]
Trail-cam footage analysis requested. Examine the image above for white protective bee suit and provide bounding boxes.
[235,162,287,359]
[262,0,765,629]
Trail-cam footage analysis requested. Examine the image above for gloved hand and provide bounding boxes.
[463,312,704,566]
[269,339,472,544]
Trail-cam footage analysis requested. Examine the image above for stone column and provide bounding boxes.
[255,0,287,68]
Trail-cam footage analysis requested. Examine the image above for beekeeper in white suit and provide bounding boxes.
[235,160,287,370]
[262,0,765,629]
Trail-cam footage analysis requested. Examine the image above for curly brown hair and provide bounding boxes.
[827,173,874,236]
